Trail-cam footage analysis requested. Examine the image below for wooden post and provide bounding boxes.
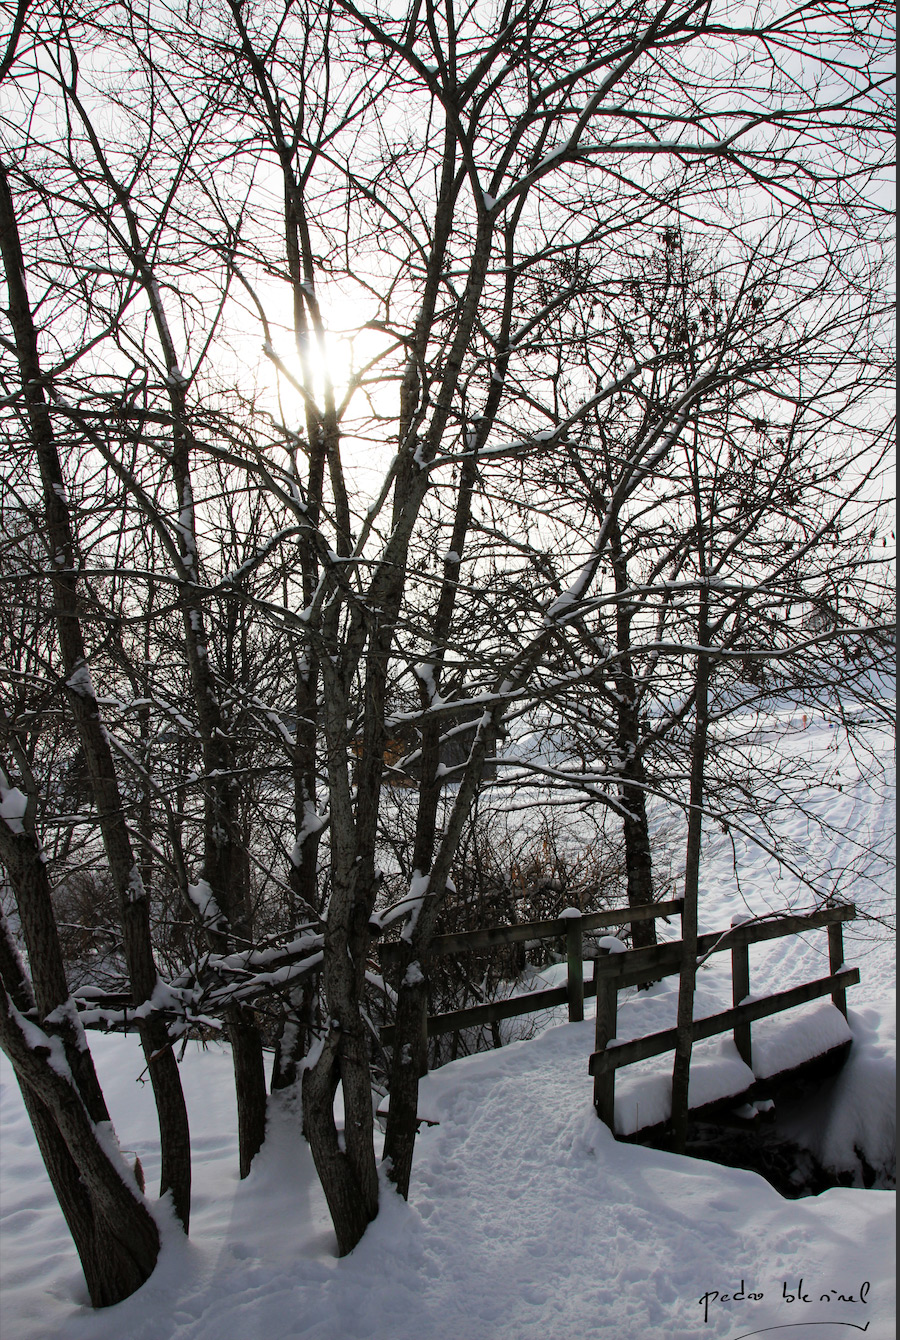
[731,939,751,1067]
[593,948,618,1130]
[565,912,584,1023]
[828,921,847,1018]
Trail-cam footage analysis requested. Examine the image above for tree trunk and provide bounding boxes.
[228,1004,268,1177]
[17,1074,159,1307]
[0,162,192,1229]
[609,521,657,954]
[382,956,429,1199]
[0,795,110,1124]
[302,1025,378,1255]
[301,848,379,1254]
[271,981,316,1093]
[620,769,657,952]
[670,583,710,1153]
[0,929,160,1306]
[272,658,323,1094]
[381,268,500,1194]
[383,698,505,1197]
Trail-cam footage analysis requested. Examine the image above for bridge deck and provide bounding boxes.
[611,998,852,1138]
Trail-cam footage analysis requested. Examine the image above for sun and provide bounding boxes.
[250,278,391,420]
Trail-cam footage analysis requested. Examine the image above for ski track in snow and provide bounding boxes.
[0,706,894,1339]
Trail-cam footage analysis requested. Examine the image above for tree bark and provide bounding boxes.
[609,522,658,954]
[0,920,160,1306]
[0,161,192,1229]
[302,1025,378,1255]
[381,197,511,1196]
[0,807,110,1124]
[382,958,429,1199]
[620,771,657,950]
[670,583,710,1152]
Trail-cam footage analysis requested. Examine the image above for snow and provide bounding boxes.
[597,934,628,953]
[65,663,95,698]
[186,879,226,930]
[290,806,328,865]
[611,1030,755,1136]
[0,785,27,834]
[403,962,425,987]
[775,1004,896,1190]
[412,661,442,705]
[751,1001,852,1079]
[0,1015,893,1340]
[369,871,433,937]
[545,546,606,622]
[0,696,894,1339]
[127,864,146,904]
[8,1007,72,1080]
[398,870,433,942]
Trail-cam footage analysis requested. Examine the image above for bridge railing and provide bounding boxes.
[588,903,857,1129]
[379,899,857,1134]
[377,897,684,1045]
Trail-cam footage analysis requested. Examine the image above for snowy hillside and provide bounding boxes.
[0,707,894,1340]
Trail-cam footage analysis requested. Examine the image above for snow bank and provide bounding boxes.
[774,1005,896,1188]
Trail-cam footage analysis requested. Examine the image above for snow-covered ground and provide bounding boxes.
[1,707,895,1339]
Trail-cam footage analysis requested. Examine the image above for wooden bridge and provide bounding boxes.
[380,898,859,1140]
[74,891,859,1142]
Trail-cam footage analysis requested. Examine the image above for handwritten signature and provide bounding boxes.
[697,1280,871,1326]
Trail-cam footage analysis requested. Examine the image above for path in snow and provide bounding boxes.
[1,700,893,1340]
[1,1010,894,1340]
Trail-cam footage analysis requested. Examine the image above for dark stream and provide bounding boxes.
[629,1052,895,1198]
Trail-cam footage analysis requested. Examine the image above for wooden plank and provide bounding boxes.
[379,969,607,1047]
[592,905,856,988]
[379,984,570,1045]
[379,898,684,965]
[588,968,860,1076]
[594,942,684,988]
[593,949,618,1129]
[378,907,855,1054]
[721,904,855,948]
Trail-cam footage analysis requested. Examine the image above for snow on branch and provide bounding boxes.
[186,879,228,933]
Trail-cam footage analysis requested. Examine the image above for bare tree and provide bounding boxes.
[0,0,892,1294]
[490,225,893,947]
